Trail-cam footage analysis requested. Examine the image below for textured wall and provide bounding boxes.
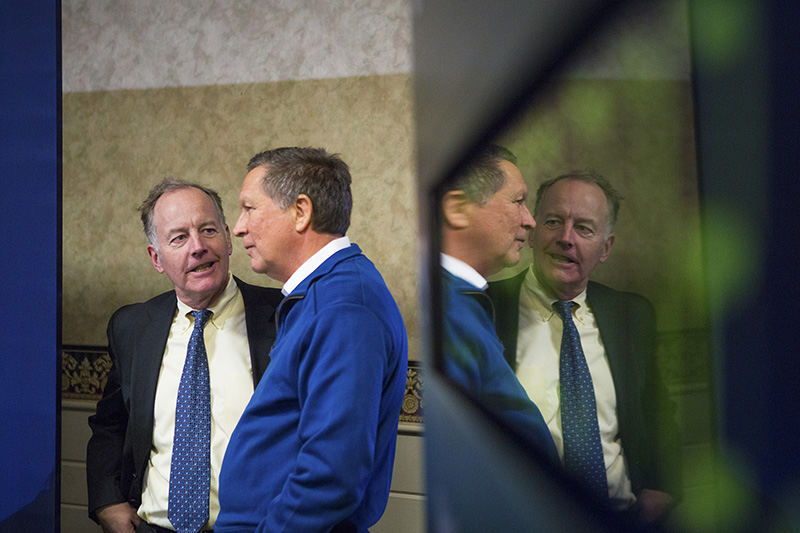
[62,0,412,91]
[63,75,418,351]
[62,0,419,355]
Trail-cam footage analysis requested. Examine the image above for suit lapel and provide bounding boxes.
[236,277,279,385]
[130,293,176,463]
[487,269,527,370]
[587,282,628,415]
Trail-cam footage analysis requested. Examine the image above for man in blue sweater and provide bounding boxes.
[215,147,408,533]
[439,144,558,464]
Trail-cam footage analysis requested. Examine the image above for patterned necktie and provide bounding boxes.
[553,300,608,499]
[168,309,212,533]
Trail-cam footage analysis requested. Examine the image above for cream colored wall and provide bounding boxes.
[62,75,419,355]
[62,0,412,91]
[62,0,420,359]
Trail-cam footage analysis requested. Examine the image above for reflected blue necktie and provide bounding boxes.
[168,309,212,533]
[553,300,608,499]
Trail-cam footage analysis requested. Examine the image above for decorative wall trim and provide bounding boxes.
[62,345,112,400]
[62,346,425,425]
[400,360,423,424]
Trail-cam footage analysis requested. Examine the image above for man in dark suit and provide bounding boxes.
[87,178,283,533]
[488,171,679,525]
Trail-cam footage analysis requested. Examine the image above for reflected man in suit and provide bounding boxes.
[439,144,558,462]
[488,171,680,524]
[87,178,283,533]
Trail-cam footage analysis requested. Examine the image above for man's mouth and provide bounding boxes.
[191,262,214,273]
[549,253,576,264]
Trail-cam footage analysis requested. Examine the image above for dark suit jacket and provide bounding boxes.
[488,270,680,497]
[86,276,283,520]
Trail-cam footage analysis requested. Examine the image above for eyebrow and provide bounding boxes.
[164,219,219,235]
[541,212,599,226]
[573,216,599,226]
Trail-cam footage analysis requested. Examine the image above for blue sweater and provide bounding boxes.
[216,244,408,532]
[441,269,559,464]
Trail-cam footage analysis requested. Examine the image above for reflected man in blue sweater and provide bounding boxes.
[216,147,408,533]
[439,144,558,463]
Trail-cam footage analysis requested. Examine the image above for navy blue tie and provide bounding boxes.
[553,300,608,499]
[168,309,212,533]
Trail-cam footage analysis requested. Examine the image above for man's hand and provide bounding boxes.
[634,488,673,525]
[96,502,141,533]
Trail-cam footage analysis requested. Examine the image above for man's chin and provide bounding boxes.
[504,250,523,269]
[189,276,227,293]
[249,258,269,275]
[179,277,228,308]
[544,273,588,300]
[545,268,576,285]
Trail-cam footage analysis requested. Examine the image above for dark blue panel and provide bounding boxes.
[0,0,60,530]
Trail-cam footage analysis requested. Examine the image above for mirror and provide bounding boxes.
[435,0,712,528]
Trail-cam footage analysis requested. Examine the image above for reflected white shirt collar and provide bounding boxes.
[282,236,351,296]
[440,253,487,290]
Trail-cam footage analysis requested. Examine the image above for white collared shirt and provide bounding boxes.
[440,253,488,290]
[282,236,351,296]
[515,265,635,509]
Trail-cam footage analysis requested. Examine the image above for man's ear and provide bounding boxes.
[599,233,615,263]
[293,194,313,233]
[441,190,473,229]
[147,244,165,273]
[224,225,233,255]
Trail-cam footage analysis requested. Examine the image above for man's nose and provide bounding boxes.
[188,231,207,254]
[555,224,574,245]
[522,205,535,229]
[233,211,246,237]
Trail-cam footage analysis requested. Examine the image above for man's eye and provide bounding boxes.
[171,235,186,244]
[576,225,594,236]
[203,228,218,235]
[544,219,560,228]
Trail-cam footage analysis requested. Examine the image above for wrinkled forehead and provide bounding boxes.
[541,179,609,220]
[154,188,223,230]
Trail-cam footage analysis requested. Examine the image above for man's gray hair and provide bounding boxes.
[247,147,352,235]
[138,177,226,249]
[534,170,622,233]
[442,144,518,206]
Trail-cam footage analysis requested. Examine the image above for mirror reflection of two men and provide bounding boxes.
[439,145,680,526]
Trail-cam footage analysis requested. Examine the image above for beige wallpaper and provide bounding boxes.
[62,73,419,355]
[61,0,412,92]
